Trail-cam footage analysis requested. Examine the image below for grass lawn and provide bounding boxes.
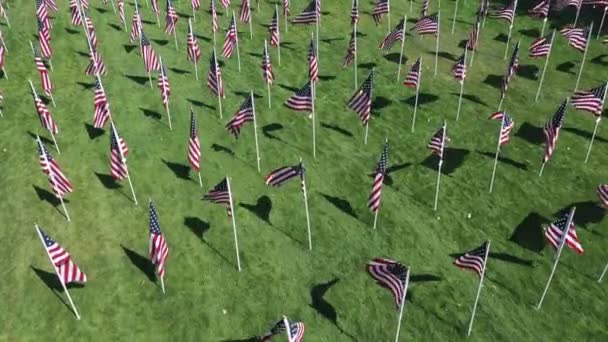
[1,0,607,340]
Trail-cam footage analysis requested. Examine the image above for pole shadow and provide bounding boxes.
[31,266,79,317]
[203,239,236,269]
[563,127,608,144]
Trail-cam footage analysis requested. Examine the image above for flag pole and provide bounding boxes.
[316,17,320,62]
[574,21,594,92]
[284,3,288,33]
[30,80,60,154]
[35,224,81,320]
[276,4,282,65]
[451,0,459,34]
[109,119,139,205]
[456,49,467,121]
[387,0,391,33]
[1,3,10,29]
[466,240,490,336]
[283,316,293,341]
[251,91,261,172]
[373,136,388,230]
[434,11,441,77]
[249,0,254,40]
[160,275,165,293]
[233,11,242,72]
[109,0,117,14]
[397,15,407,82]
[264,40,272,108]
[394,267,410,342]
[469,21,480,66]
[535,30,555,102]
[189,19,199,81]
[536,207,576,310]
[172,14,179,50]
[433,121,446,211]
[136,12,153,89]
[598,7,607,40]
[583,83,607,163]
[226,176,242,272]
[489,113,505,193]
[410,0,413,13]
[411,58,421,133]
[190,106,203,188]
[540,17,547,37]
[214,46,223,119]
[503,0,518,59]
[300,158,313,250]
[598,262,608,282]
[574,4,582,27]
[497,94,504,111]
[36,135,70,221]
[354,22,358,90]
[159,57,173,130]
[312,82,317,159]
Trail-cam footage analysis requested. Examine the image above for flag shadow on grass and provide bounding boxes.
[125,74,151,86]
[77,81,96,91]
[319,193,358,220]
[434,51,458,62]
[516,64,540,80]
[262,123,284,141]
[518,28,541,38]
[162,160,191,181]
[310,278,357,340]
[514,122,544,145]
[401,93,439,107]
[75,50,90,58]
[321,122,353,138]
[371,97,393,116]
[151,39,169,46]
[27,131,55,146]
[211,143,235,156]
[489,252,533,267]
[95,6,109,14]
[33,186,69,211]
[108,23,123,31]
[450,92,488,107]
[194,34,212,43]
[221,337,257,342]
[169,67,190,75]
[278,84,300,93]
[84,123,104,140]
[375,163,413,187]
[239,196,272,225]
[121,245,156,283]
[31,266,82,318]
[553,201,606,231]
[247,52,263,58]
[358,62,377,70]
[383,53,407,64]
[140,108,162,120]
[187,98,216,110]
[483,74,503,89]
[320,37,344,44]
[123,44,138,54]
[494,33,509,42]
[410,273,442,282]
[94,172,122,190]
[476,151,528,171]
[591,54,608,67]
[234,91,263,99]
[509,212,547,253]
[421,148,469,175]
[183,216,211,240]
[563,127,608,144]
[556,61,576,75]
[65,28,79,35]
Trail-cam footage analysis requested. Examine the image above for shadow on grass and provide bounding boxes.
[221,337,257,342]
[31,266,81,317]
[476,151,528,170]
[383,53,407,64]
[84,123,104,140]
[321,122,353,137]
[319,193,358,219]
[184,216,211,239]
[140,108,162,120]
[319,75,337,81]
[563,127,608,144]
[151,39,169,46]
[556,61,576,75]
[450,92,488,107]
[27,131,54,146]
[509,212,547,253]
[494,33,509,42]
[123,44,137,54]
[401,93,439,107]
[247,52,263,58]
[309,278,356,339]
[514,122,544,145]
[436,51,458,61]
[590,54,608,67]
[125,74,150,86]
[33,185,68,208]
[169,67,190,75]
[278,84,300,93]
[234,90,263,99]
[358,62,377,70]
[94,172,121,190]
[77,81,96,91]
[211,143,235,156]
[483,74,503,89]
[187,98,216,110]
[489,252,533,267]
[383,163,413,186]
[108,23,123,31]
[372,96,393,111]
[162,159,191,180]
[421,148,469,175]
[65,28,79,35]
[410,273,442,282]
[262,123,284,141]
[516,64,539,80]
[121,245,156,282]
[321,37,345,44]
[203,239,236,269]
[553,201,606,229]
[239,196,272,224]
[518,28,540,38]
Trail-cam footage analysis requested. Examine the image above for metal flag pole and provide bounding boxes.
[284,1,288,33]
[598,262,608,282]
[312,81,317,159]
[469,21,480,67]
[30,81,60,154]
[583,83,607,163]
[1,2,10,29]
[249,0,253,40]
[540,17,547,37]
[283,316,293,341]
[251,91,261,172]
[213,46,223,119]
[535,30,555,102]
[226,176,242,272]
[411,58,421,133]
[433,121,446,211]
[574,21,594,92]
[598,7,607,40]
[159,57,173,130]
[189,19,199,81]
[354,22,358,90]
[394,267,410,342]
[275,4,282,66]
[466,240,491,336]
[574,3,582,27]
[503,0,518,59]
[489,113,505,193]
[233,11,242,72]
[264,40,272,108]
[109,0,117,14]
[397,15,407,82]
[110,119,138,205]
[456,49,467,121]
[35,225,81,319]
[451,0,460,34]
[300,158,313,250]
[434,11,441,76]
[387,0,391,33]
[536,207,576,309]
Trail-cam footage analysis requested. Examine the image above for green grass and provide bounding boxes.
[1,0,607,340]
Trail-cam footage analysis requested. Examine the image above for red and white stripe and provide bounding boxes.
[597,184,608,208]
[35,56,53,97]
[34,96,58,134]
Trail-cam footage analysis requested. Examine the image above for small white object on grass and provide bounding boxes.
[567,147,570,150]
[467,213,472,219]
[437,216,441,220]
[222,309,227,315]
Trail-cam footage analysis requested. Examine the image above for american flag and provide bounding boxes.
[38,19,52,58]
[453,241,489,277]
[372,0,390,24]
[37,226,87,285]
[265,163,305,187]
[93,77,111,129]
[560,25,590,52]
[488,112,514,145]
[192,0,201,10]
[32,91,58,134]
[529,0,549,18]
[37,139,73,198]
[221,0,231,8]
[292,0,317,24]
[82,0,90,9]
[222,16,238,58]
[529,32,553,57]
[501,41,519,98]
[262,45,274,85]
[240,0,251,23]
[582,0,608,4]
[211,0,219,33]
[283,0,290,16]
[414,14,439,35]
[427,124,448,159]
[343,30,357,67]
[188,109,201,172]
[85,16,98,49]
[545,213,584,254]
[543,99,568,163]
[85,48,107,76]
[225,95,254,137]
[597,184,608,208]
[149,201,169,278]
[0,43,5,70]
[492,0,516,23]
[466,20,480,51]
[187,22,202,63]
[68,0,83,26]
[207,50,225,97]
[158,63,171,108]
[269,7,280,47]
[368,141,388,213]
[351,0,359,25]
[203,178,233,217]
[452,53,467,82]
[151,0,161,15]
[44,0,58,12]
[403,57,422,88]
[165,0,179,35]
[34,45,53,96]
[421,0,430,16]
[347,71,373,125]
[308,38,319,83]
[259,319,306,342]
[141,33,161,72]
[379,20,405,50]
[118,0,125,25]
[37,0,52,29]
[571,82,607,117]
[289,322,305,342]
[553,0,581,11]
[130,12,142,43]
[366,258,409,307]
[110,123,129,180]
[285,82,313,112]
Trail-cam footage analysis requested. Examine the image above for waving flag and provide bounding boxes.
[37,140,73,197]
[37,0,52,29]
[283,0,290,16]
[158,64,171,108]
[571,82,607,117]
[110,123,129,180]
[211,0,219,33]
[165,0,179,35]
[285,82,313,112]
[68,0,83,25]
[93,78,111,129]
[203,178,233,216]
[545,213,584,254]
[347,71,373,125]
[130,11,142,42]
[553,0,581,11]
[368,141,388,213]
[478,0,489,18]
[597,184,608,208]
[225,95,254,137]
[366,258,409,307]
[308,39,319,83]
[207,50,225,97]
[466,20,480,51]
[260,319,305,342]
[492,0,516,23]
[265,163,304,187]
[543,99,568,162]
[240,0,251,22]
[149,201,169,278]
[452,53,467,82]
[529,0,549,18]
[351,0,359,25]
[372,0,390,24]
[453,241,489,276]
[428,124,448,158]
[269,7,280,46]
[141,33,160,72]
[529,32,553,57]
[44,0,59,12]
[379,20,405,50]
[561,25,590,52]
[32,91,58,134]
[501,42,519,98]
[262,45,274,84]
[343,30,357,67]
[188,109,201,172]
[84,17,98,49]
[118,0,125,25]
[192,0,201,11]
[222,16,238,58]
[36,226,86,285]
[403,58,422,88]
[33,53,52,98]
[488,112,514,145]
[421,0,430,16]
[187,22,202,63]
[38,19,52,58]
[151,0,161,15]
[292,0,317,24]
[85,48,107,76]
[221,0,231,8]
[414,14,439,35]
